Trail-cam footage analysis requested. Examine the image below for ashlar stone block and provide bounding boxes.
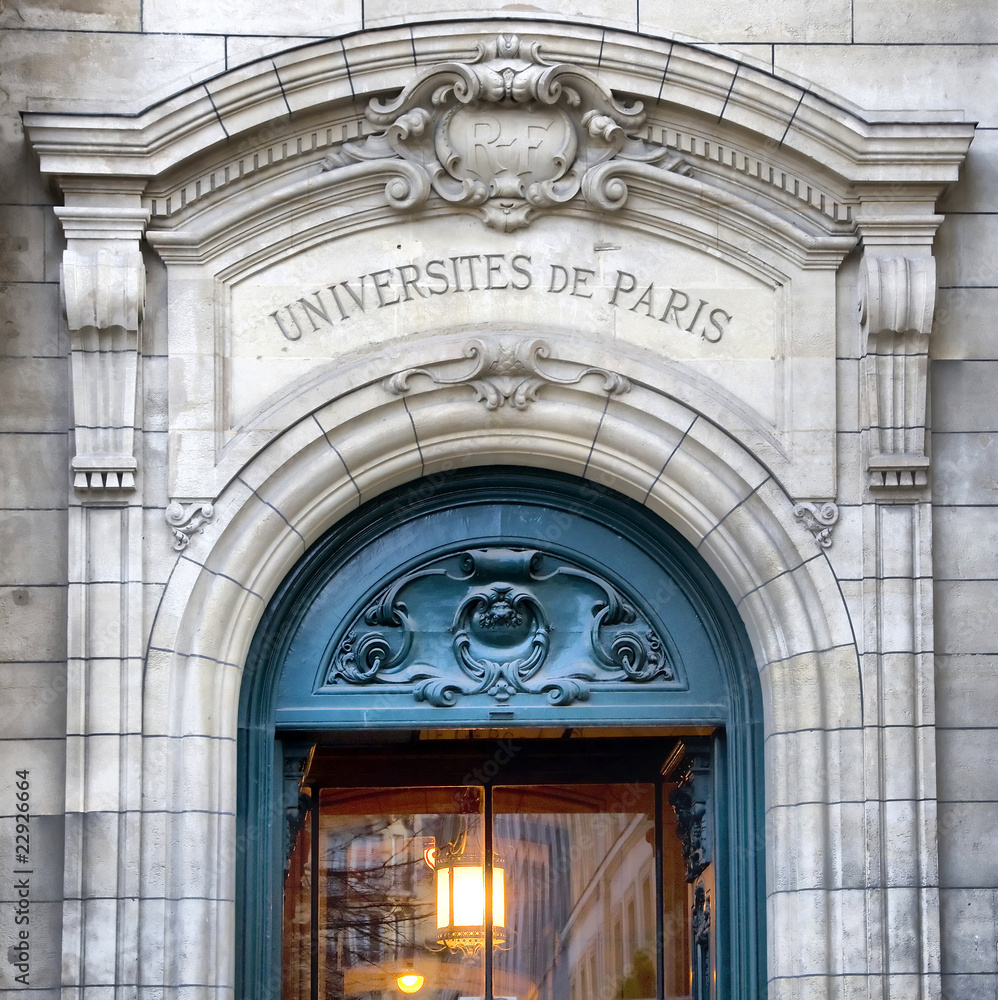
[935,655,998,729]
[938,801,998,888]
[142,0,361,36]
[0,0,140,31]
[854,0,998,45]
[641,0,849,43]
[772,44,998,128]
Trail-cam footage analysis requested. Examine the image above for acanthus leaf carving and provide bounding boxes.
[165,501,214,550]
[385,338,630,409]
[859,255,936,491]
[322,547,675,707]
[62,247,145,492]
[793,500,839,548]
[322,34,688,230]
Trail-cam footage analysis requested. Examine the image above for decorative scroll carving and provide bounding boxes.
[322,34,687,230]
[322,547,675,707]
[666,740,711,882]
[859,255,936,490]
[62,248,145,491]
[793,500,839,548]
[165,501,214,550]
[385,338,630,409]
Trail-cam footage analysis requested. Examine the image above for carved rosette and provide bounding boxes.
[859,255,936,491]
[62,248,145,491]
[322,34,687,230]
[322,547,676,707]
[385,338,630,408]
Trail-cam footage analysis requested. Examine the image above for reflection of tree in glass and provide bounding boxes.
[323,817,435,971]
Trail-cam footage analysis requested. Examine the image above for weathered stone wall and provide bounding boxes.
[0,3,995,999]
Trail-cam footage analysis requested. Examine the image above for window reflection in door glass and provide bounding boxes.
[284,780,693,1000]
[493,784,690,1000]
[284,786,485,1000]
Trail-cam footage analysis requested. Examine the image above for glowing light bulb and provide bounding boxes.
[396,971,425,994]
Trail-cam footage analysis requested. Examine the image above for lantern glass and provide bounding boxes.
[435,864,505,930]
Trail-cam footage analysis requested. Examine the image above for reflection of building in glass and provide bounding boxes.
[284,783,693,1000]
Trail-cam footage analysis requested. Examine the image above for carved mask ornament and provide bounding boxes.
[324,34,686,230]
[321,546,679,707]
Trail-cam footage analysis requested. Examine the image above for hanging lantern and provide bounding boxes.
[433,851,505,955]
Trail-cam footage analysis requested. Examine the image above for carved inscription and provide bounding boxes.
[443,106,576,192]
[266,253,732,344]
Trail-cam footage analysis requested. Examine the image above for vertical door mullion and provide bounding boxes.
[484,783,494,1000]
[655,779,665,1000]
[310,790,319,1000]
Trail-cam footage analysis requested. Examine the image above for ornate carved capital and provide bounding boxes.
[859,255,936,491]
[323,34,687,230]
[793,500,839,548]
[665,739,712,883]
[385,338,630,408]
[62,248,145,491]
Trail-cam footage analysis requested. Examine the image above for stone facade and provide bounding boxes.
[0,4,995,1000]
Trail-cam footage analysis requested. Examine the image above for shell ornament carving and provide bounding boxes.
[322,547,676,707]
[322,34,687,230]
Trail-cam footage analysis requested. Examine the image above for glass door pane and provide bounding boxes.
[492,784,658,1000]
[308,786,485,1000]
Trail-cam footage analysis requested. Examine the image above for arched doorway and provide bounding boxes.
[239,467,764,999]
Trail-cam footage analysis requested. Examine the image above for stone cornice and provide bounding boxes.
[23,22,974,194]
[143,155,856,272]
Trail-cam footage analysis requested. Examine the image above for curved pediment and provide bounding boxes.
[25,22,971,200]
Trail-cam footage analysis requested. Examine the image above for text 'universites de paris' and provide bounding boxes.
[267,254,733,343]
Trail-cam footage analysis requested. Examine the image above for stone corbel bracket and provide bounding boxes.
[322,33,688,231]
[62,245,146,491]
[859,255,936,491]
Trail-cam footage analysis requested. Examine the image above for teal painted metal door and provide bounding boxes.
[239,469,765,1000]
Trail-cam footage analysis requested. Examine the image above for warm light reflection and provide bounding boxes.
[435,863,505,951]
[395,971,425,994]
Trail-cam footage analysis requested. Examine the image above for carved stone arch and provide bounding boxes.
[141,372,860,996]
